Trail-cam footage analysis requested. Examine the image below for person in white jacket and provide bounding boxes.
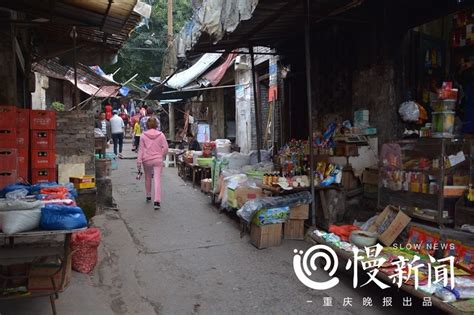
[110,110,125,157]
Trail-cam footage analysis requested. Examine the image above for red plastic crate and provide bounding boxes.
[31,168,56,184]
[0,106,17,128]
[30,110,56,130]
[17,128,29,148]
[0,169,18,190]
[16,108,30,129]
[0,128,17,148]
[31,149,55,169]
[17,149,28,180]
[0,148,18,171]
[31,130,55,150]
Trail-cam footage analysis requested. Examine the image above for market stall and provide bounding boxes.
[0,181,101,314]
[310,211,474,314]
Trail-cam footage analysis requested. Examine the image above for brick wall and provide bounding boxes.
[56,110,95,174]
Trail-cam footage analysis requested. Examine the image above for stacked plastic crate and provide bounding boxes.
[0,106,18,189]
[16,108,30,181]
[30,110,57,184]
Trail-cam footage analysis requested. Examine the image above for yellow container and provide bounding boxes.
[70,176,96,189]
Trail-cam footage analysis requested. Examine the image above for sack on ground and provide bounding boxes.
[71,228,101,274]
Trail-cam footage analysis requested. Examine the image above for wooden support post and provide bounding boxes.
[249,45,262,163]
[305,0,316,226]
[169,102,175,139]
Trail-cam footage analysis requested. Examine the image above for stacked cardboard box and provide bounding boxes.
[250,204,310,249]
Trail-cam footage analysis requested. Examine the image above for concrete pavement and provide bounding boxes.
[0,143,446,315]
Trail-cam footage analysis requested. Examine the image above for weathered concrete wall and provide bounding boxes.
[352,62,400,143]
[305,22,406,145]
[56,110,95,175]
[0,11,17,105]
[63,82,80,109]
[235,67,254,153]
[205,89,225,140]
[31,72,49,109]
[46,77,64,108]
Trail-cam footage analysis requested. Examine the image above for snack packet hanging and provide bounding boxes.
[458,245,474,273]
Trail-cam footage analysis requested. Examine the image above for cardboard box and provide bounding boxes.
[284,219,305,240]
[289,204,309,220]
[453,175,469,186]
[363,184,378,194]
[443,186,467,197]
[236,187,263,208]
[70,175,96,189]
[250,223,282,249]
[28,256,71,292]
[362,168,379,186]
[368,205,411,246]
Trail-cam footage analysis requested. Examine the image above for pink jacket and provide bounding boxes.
[137,129,169,164]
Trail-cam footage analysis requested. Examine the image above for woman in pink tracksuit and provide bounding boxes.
[137,117,169,210]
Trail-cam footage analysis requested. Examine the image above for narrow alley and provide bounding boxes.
[1,142,443,315]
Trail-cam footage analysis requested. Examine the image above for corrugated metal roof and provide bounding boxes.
[1,0,148,63]
[32,57,121,97]
[165,0,470,64]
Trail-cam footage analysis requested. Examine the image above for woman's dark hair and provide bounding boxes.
[187,131,194,138]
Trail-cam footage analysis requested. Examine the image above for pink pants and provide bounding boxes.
[143,159,163,202]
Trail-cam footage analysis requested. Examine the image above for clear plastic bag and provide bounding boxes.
[0,183,31,197]
[399,101,420,122]
[0,199,43,211]
[237,191,313,224]
[5,189,29,200]
[434,288,457,302]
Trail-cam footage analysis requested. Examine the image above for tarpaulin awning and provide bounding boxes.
[166,53,222,90]
[145,86,200,101]
[201,52,237,87]
[146,52,236,101]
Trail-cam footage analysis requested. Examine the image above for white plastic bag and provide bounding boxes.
[0,208,42,234]
[5,189,29,200]
[398,101,420,122]
[0,199,43,211]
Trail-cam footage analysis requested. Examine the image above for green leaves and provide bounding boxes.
[103,0,193,85]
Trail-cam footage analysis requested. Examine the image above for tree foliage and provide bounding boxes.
[103,0,193,85]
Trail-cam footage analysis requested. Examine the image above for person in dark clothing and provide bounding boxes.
[95,112,111,141]
[187,132,201,151]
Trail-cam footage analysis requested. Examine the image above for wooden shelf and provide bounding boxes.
[0,246,63,265]
[403,208,454,225]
